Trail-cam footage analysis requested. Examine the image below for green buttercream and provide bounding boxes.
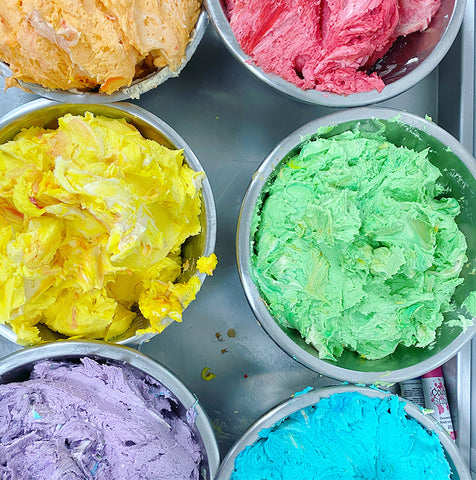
[462,291,476,317]
[251,126,469,360]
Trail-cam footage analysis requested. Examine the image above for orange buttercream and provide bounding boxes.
[0,0,201,94]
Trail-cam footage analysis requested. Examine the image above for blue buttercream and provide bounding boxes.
[231,392,451,480]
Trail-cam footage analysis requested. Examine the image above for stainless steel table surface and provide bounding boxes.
[0,4,474,476]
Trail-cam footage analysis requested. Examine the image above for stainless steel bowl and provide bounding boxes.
[237,107,476,383]
[0,98,217,345]
[205,0,465,107]
[215,385,471,480]
[0,340,220,479]
[0,10,208,103]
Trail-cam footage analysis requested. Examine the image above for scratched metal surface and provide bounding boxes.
[0,13,472,471]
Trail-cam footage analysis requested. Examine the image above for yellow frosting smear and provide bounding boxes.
[0,112,214,345]
[0,0,201,94]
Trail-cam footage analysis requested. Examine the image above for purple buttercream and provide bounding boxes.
[0,358,202,479]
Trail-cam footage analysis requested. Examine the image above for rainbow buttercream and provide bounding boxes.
[251,122,470,360]
[231,391,451,480]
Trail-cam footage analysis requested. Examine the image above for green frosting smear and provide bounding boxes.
[251,125,469,360]
[462,291,476,317]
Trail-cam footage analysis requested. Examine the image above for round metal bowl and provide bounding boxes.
[0,10,208,103]
[215,385,471,480]
[237,107,476,383]
[0,98,217,345]
[205,0,465,107]
[0,340,220,479]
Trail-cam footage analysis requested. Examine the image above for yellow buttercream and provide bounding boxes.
[0,112,214,344]
[197,253,218,275]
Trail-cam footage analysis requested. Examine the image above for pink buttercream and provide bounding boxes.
[226,0,441,95]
